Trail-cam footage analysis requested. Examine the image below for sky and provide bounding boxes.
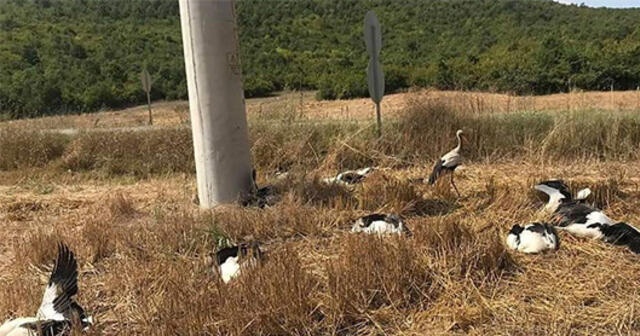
[554,0,640,8]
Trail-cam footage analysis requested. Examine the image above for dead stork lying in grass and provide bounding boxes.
[506,222,559,254]
[351,213,411,236]
[210,242,264,284]
[323,167,375,185]
[535,180,613,239]
[428,129,465,197]
[0,243,93,336]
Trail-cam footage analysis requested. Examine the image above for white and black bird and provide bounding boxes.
[210,242,264,284]
[351,213,410,236]
[588,222,640,254]
[534,179,591,213]
[323,167,374,185]
[506,222,559,254]
[535,179,613,239]
[0,243,93,336]
[428,129,465,197]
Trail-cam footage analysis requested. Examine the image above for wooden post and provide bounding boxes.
[179,0,253,208]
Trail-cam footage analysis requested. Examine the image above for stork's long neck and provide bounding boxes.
[454,132,462,151]
[535,184,569,213]
[544,191,568,213]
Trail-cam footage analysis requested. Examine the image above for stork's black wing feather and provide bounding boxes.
[525,223,546,234]
[601,222,640,245]
[43,243,80,319]
[554,203,598,226]
[215,246,240,265]
[508,224,524,235]
[544,223,558,235]
[627,238,640,254]
[428,159,444,185]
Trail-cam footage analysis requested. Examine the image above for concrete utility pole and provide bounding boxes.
[179,0,254,208]
[364,10,385,138]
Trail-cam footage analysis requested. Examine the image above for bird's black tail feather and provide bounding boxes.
[428,160,443,185]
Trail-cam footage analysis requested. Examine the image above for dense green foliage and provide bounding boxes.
[2,0,640,119]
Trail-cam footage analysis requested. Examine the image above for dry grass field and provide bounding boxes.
[2,90,640,335]
[3,88,640,130]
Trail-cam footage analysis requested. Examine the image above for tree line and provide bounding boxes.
[1,0,640,119]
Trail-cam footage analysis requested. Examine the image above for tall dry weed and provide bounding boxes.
[0,128,68,170]
[61,128,193,176]
[540,110,640,161]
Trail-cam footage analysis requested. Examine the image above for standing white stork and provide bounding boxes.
[428,129,465,197]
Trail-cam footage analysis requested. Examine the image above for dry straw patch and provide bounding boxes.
[1,161,640,334]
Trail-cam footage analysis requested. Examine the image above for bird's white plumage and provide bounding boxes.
[37,283,65,321]
[6,329,31,336]
[219,256,241,284]
[534,184,567,213]
[355,167,374,175]
[441,149,462,168]
[557,211,614,239]
[575,188,592,201]
[506,224,558,254]
[585,211,614,226]
[505,233,520,250]
[0,318,38,336]
[322,167,374,185]
[274,171,290,180]
[515,231,546,253]
[351,219,404,235]
[557,224,603,239]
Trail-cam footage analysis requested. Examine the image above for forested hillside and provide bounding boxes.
[1,0,640,119]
